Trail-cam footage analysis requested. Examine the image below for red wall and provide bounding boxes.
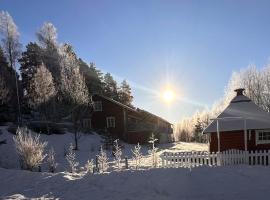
[91,95,125,139]
[210,130,270,152]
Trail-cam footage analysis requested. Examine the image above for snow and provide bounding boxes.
[0,126,207,171]
[1,166,270,199]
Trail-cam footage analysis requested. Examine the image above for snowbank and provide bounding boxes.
[1,166,270,200]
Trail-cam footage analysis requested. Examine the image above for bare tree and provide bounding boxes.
[0,11,22,123]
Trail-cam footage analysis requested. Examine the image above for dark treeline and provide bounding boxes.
[0,11,133,124]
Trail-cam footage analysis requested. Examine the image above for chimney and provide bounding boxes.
[234,88,245,96]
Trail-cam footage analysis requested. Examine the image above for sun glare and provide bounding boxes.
[162,89,175,103]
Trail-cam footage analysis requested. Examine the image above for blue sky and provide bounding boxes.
[1,0,270,123]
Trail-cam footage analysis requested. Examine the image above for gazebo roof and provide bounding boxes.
[203,89,270,133]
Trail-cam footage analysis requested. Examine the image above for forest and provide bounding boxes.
[0,11,134,126]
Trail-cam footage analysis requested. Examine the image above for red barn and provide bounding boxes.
[83,94,173,144]
[203,88,270,152]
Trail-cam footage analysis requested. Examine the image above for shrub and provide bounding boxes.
[113,139,122,171]
[97,146,108,173]
[85,159,94,174]
[47,147,57,173]
[13,127,47,171]
[65,143,79,173]
[131,143,142,170]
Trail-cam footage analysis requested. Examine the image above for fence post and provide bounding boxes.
[161,153,165,168]
[95,155,99,173]
[125,157,128,169]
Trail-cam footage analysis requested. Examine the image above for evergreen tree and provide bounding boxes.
[118,79,133,106]
[79,60,103,95]
[193,118,203,142]
[0,11,22,123]
[0,46,18,121]
[103,73,118,100]
[19,42,43,98]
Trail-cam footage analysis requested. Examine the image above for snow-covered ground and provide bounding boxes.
[0,126,207,171]
[3,126,269,199]
[1,166,270,200]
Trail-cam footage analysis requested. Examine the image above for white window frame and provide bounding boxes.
[106,116,116,128]
[93,101,102,111]
[83,118,91,129]
[255,130,270,145]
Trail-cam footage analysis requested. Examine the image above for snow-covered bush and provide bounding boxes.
[66,143,79,173]
[13,127,47,171]
[113,139,122,171]
[148,133,158,168]
[85,159,94,174]
[47,147,57,173]
[97,146,108,173]
[132,143,142,170]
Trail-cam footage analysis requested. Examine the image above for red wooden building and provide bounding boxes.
[203,88,270,152]
[83,94,173,144]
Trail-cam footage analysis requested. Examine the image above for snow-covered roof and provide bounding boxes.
[203,89,270,133]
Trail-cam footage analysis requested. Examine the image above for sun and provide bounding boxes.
[162,89,175,103]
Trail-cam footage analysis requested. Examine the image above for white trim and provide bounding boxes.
[255,130,270,145]
[106,116,116,128]
[83,118,91,129]
[93,101,102,111]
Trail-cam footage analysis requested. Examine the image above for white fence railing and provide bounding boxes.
[161,149,270,168]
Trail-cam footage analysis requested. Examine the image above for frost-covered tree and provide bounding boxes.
[66,143,79,173]
[97,146,109,173]
[103,73,118,100]
[47,147,57,173]
[131,143,142,170]
[148,133,158,168]
[13,127,47,171]
[113,139,122,171]
[28,63,55,132]
[36,22,57,49]
[36,22,61,86]
[118,79,133,106]
[59,44,90,149]
[0,11,22,122]
[59,44,89,105]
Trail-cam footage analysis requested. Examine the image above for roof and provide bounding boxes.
[136,108,172,125]
[203,92,270,133]
[93,94,172,124]
[95,94,137,112]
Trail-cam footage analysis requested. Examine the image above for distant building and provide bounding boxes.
[203,88,270,152]
[82,94,173,144]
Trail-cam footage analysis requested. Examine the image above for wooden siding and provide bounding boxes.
[210,130,270,152]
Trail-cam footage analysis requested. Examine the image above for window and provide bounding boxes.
[106,117,115,128]
[256,130,270,144]
[93,101,102,111]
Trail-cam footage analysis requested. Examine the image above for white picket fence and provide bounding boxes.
[161,149,270,168]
